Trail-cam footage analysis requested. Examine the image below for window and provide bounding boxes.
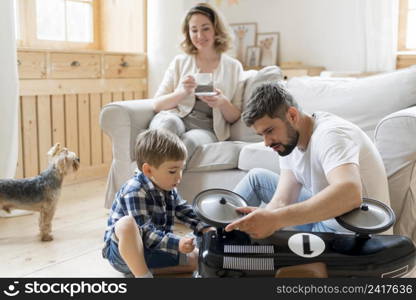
[399,0,416,51]
[15,0,147,53]
[37,0,94,43]
[15,0,99,50]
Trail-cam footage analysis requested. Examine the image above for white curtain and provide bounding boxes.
[0,0,19,179]
[148,0,184,96]
[360,0,399,72]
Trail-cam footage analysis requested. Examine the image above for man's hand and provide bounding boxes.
[179,236,195,254]
[225,207,280,239]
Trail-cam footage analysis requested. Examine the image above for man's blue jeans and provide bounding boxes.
[233,168,335,232]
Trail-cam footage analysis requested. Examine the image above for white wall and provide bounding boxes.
[0,0,19,178]
[220,0,366,71]
[148,0,186,97]
[147,0,395,96]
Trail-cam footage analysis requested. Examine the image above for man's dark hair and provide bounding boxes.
[242,82,300,127]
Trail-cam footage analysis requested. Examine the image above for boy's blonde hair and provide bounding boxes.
[135,129,187,170]
[180,3,232,55]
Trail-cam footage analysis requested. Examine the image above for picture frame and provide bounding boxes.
[245,46,261,67]
[257,32,280,66]
[229,23,257,64]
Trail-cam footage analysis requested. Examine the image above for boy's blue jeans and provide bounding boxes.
[233,168,335,232]
[104,239,187,275]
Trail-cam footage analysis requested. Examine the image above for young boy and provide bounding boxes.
[102,128,213,278]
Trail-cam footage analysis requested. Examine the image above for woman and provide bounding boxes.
[150,3,243,161]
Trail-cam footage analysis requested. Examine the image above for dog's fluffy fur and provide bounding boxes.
[0,143,80,241]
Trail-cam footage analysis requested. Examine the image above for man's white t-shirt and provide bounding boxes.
[279,112,390,232]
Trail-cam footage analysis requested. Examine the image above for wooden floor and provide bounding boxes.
[0,177,192,278]
[1,177,415,278]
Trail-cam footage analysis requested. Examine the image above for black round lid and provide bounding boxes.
[193,189,247,228]
[335,198,395,234]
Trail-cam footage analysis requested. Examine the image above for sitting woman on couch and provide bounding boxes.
[150,3,243,160]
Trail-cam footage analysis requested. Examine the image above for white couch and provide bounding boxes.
[100,66,416,242]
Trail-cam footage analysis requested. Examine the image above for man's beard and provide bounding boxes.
[270,122,299,157]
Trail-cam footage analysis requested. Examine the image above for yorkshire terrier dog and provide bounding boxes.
[0,143,80,241]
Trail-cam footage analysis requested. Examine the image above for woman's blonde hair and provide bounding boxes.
[180,3,232,55]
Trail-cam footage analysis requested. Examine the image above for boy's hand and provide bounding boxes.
[179,237,195,254]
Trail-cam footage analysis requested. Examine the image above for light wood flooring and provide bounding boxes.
[1,178,415,278]
[0,177,192,278]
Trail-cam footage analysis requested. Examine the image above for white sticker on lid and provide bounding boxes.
[288,233,326,258]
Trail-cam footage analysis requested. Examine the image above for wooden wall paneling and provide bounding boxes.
[143,0,148,53]
[78,94,92,167]
[65,94,79,155]
[17,48,147,182]
[398,0,408,51]
[103,54,146,78]
[51,95,66,147]
[133,90,142,99]
[142,77,148,98]
[37,95,52,170]
[123,91,134,100]
[102,92,113,163]
[112,92,123,102]
[135,79,148,98]
[21,96,39,177]
[19,79,144,97]
[397,55,416,69]
[100,0,145,53]
[15,99,24,178]
[17,51,47,79]
[50,53,101,79]
[93,0,102,51]
[90,93,103,165]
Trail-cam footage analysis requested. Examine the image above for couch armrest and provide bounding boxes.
[374,106,416,177]
[375,106,416,241]
[100,99,155,161]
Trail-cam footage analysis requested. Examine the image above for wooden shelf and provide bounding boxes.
[397,54,416,69]
[244,64,325,80]
[17,48,146,80]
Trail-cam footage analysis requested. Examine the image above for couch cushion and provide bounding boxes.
[229,118,262,143]
[187,141,249,172]
[287,66,416,139]
[238,142,280,174]
[230,66,282,142]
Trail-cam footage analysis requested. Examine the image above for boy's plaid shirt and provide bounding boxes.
[103,172,209,257]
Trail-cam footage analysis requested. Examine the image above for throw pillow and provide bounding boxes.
[287,66,416,139]
[230,66,283,142]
